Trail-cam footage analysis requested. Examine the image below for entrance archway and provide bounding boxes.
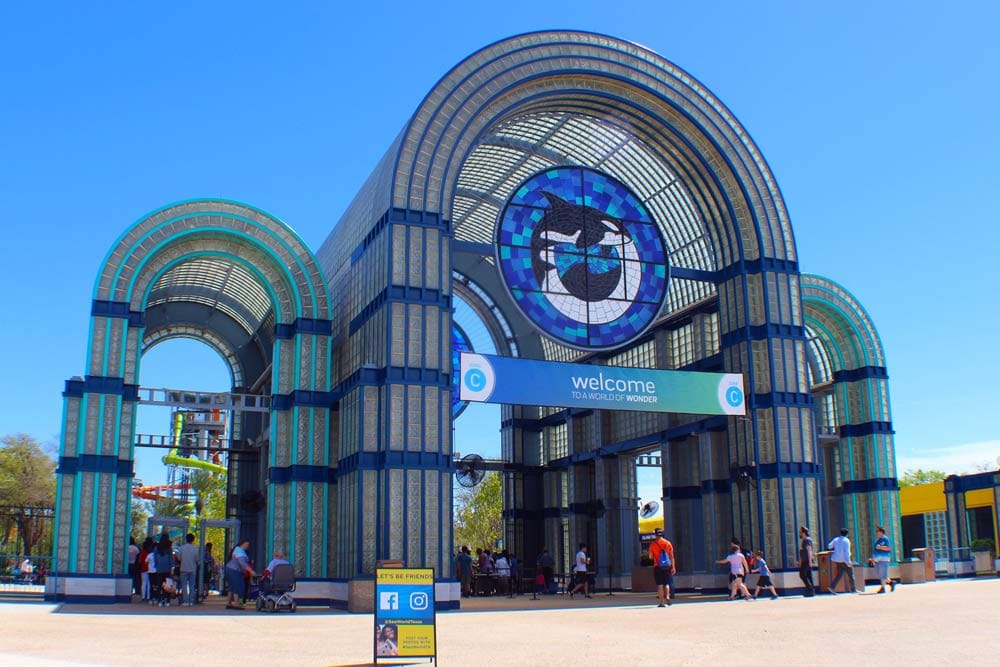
[49,200,333,603]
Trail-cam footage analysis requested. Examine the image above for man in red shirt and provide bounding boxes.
[648,528,676,607]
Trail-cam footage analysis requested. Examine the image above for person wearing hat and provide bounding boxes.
[648,528,676,607]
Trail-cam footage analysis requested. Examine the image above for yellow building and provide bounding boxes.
[898,472,999,562]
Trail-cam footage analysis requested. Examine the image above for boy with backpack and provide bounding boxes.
[648,528,676,607]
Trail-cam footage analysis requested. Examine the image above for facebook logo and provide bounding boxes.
[379,592,398,611]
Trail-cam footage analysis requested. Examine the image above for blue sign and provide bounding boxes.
[459,353,745,415]
[374,568,437,660]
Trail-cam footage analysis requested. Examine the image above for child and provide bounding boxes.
[751,549,779,599]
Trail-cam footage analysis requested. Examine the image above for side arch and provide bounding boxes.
[51,200,335,603]
[802,274,899,560]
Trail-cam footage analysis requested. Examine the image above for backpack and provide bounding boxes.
[656,540,671,568]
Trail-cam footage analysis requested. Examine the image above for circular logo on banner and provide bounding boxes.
[717,375,746,415]
[459,354,496,403]
[495,166,669,350]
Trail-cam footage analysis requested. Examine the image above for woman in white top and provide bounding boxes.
[716,545,753,600]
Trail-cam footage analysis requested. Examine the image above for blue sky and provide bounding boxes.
[1,2,998,497]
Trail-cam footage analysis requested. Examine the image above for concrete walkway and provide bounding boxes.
[1,578,998,666]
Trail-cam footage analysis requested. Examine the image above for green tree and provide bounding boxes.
[0,434,56,557]
[454,472,502,551]
[898,468,948,488]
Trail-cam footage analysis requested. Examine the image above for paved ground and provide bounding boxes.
[1,578,998,666]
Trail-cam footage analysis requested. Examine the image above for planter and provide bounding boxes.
[972,550,993,575]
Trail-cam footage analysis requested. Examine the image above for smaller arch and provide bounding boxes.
[802,274,886,371]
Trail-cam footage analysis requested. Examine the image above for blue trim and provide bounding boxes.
[91,300,145,327]
[944,472,998,493]
[664,486,702,500]
[271,390,336,410]
[337,451,452,476]
[716,257,799,282]
[269,465,337,485]
[755,462,821,478]
[833,366,888,382]
[349,286,451,336]
[702,479,732,494]
[274,317,333,339]
[752,392,814,409]
[670,267,716,283]
[57,455,133,477]
[720,323,807,349]
[841,478,899,494]
[45,594,133,604]
[63,375,139,401]
[838,421,894,438]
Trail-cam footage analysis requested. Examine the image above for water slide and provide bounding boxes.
[163,411,228,475]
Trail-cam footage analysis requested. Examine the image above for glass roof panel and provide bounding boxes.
[148,258,273,336]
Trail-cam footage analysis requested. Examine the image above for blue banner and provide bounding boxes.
[459,353,745,415]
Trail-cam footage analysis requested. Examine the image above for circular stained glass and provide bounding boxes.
[451,322,473,418]
[495,166,669,350]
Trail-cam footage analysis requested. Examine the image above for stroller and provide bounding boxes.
[255,563,296,613]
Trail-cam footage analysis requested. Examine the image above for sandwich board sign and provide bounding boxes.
[374,567,437,663]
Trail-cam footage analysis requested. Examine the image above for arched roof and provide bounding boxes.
[92,200,332,389]
[801,274,886,376]
[322,31,797,282]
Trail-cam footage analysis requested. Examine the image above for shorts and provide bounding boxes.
[756,575,773,587]
[574,571,590,587]
[225,568,245,596]
[874,560,889,580]
[729,573,745,583]
[653,566,673,587]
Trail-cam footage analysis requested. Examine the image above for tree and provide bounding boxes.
[0,434,56,557]
[453,472,502,551]
[898,468,947,488]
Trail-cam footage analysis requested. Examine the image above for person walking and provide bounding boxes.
[177,533,199,607]
[648,528,675,607]
[827,528,858,594]
[871,526,896,594]
[717,545,753,600]
[751,550,779,599]
[568,543,592,598]
[225,539,256,609]
[796,526,816,597]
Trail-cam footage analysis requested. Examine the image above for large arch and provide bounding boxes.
[49,200,335,603]
[317,30,820,601]
[802,274,899,561]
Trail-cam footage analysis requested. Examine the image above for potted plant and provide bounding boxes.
[970,538,995,575]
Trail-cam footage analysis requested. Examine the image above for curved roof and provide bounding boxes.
[322,30,796,281]
[802,274,887,372]
[147,258,273,338]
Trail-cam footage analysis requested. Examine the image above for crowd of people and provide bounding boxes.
[127,534,266,609]
[453,545,519,596]
[461,523,901,609]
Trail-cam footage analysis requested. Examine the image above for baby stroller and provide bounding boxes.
[255,563,296,613]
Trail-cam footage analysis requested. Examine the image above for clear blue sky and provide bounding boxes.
[2,2,998,495]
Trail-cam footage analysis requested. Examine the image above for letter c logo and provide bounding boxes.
[464,368,487,392]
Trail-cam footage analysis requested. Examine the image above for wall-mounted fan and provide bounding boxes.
[455,453,486,488]
[639,500,660,519]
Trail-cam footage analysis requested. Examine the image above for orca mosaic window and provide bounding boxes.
[495,166,669,350]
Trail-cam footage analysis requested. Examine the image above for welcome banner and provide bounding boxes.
[459,352,745,415]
